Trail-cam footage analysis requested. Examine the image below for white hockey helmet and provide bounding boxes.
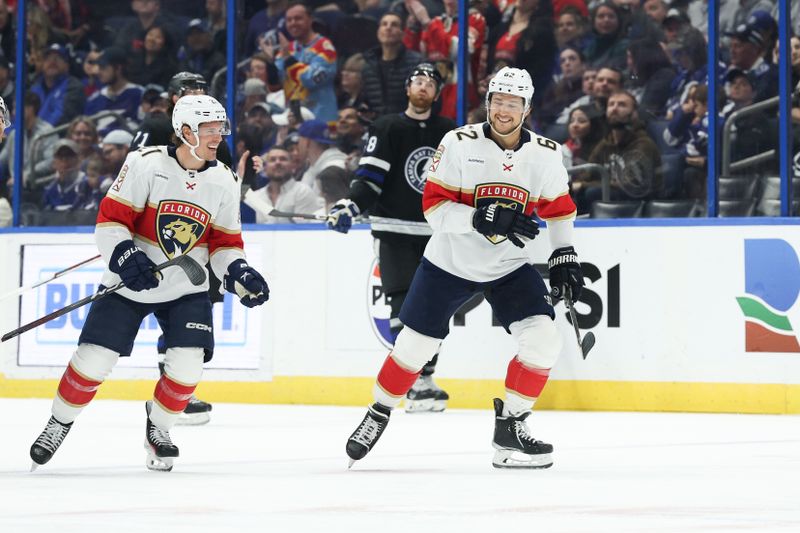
[485,67,534,114]
[172,94,230,143]
[0,96,10,128]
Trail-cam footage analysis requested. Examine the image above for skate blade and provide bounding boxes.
[347,458,356,469]
[404,398,447,413]
[175,411,211,426]
[143,441,175,472]
[30,462,39,472]
[492,449,553,469]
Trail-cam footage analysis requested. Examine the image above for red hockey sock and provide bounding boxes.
[57,364,102,407]
[153,375,197,414]
[505,356,550,400]
[376,354,421,398]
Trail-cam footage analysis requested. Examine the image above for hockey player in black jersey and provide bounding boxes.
[326,63,456,412]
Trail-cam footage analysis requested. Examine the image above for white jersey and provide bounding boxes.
[422,123,577,282]
[96,146,246,303]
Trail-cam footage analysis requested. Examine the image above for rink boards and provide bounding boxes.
[1,219,800,414]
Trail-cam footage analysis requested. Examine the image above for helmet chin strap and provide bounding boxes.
[487,114,525,140]
[181,132,206,162]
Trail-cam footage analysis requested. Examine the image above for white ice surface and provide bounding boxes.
[1,399,798,533]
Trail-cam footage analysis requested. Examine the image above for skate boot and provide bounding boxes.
[30,416,73,471]
[176,395,212,426]
[491,398,553,469]
[405,374,449,413]
[144,401,179,472]
[346,403,391,467]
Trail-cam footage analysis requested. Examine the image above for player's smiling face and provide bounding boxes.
[488,93,526,135]
[189,120,226,160]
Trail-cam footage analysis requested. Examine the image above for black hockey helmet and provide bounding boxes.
[167,71,208,99]
[406,62,443,96]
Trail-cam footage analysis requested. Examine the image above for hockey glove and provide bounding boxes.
[472,203,539,248]
[326,199,359,234]
[548,246,584,303]
[224,259,269,307]
[109,240,160,292]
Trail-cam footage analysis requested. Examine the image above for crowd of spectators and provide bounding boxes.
[0,0,797,226]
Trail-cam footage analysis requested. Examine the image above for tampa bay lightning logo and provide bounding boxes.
[404,146,435,194]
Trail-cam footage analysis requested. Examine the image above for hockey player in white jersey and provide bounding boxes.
[345,67,584,469]
[29,95,269,472]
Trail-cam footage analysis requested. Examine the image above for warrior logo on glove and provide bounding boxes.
[473,183,531,244]
[156,200,210,258]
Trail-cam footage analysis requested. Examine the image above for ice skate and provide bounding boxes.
[176,395,212,426]
[346,403,391,467]
[405,374,449,413]
[491,398,553,469]
[30,416,73,471]
[144,401,179,472]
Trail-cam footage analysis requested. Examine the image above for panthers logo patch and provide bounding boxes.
[474,183,530,245]
[156,200,210,258]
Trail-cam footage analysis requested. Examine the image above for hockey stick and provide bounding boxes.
[0,254,102,303]
[267,209,431,228]
[1,254,206,343]
[564,286,595,359]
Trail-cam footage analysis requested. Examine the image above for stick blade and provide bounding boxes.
[581,332,596,359]
[169,255,207,286]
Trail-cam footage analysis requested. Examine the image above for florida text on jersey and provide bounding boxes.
[422,123,577,282]
[96,146,246,303]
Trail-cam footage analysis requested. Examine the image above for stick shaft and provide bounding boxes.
[0,254,102,302]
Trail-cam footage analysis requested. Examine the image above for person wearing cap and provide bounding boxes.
[243,102,279,153]
[0,92,57,190]
[240,78,269,121]
[127,24,178,88]
[361,12,423,117]
[101,129,134,179]
[30,43,86,127]
[42,139,85,211]
[84,46,145,135]
[724,20,778,103]
[268,1,338,124]
[296,119,346,190]
[178,18,225,84]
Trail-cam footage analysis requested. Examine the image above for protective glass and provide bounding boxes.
[198,121,231,137]
[409,76,438,91]
[489,98,525,113]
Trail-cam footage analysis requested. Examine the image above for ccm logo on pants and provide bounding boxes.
[185,322,212,332]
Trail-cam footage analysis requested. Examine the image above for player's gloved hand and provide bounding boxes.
[224,259,269,307]
[109,239,160,292]
[472,203,539,248]
[326,199,359,234]
[548,246,584,304]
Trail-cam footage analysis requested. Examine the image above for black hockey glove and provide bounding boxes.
[472,203,539,248]
[109,240,160,292]
[548,246,584,304]
[224,259,269,307]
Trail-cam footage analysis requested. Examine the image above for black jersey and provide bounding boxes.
[350,112,455,239]
[130,113,233,167]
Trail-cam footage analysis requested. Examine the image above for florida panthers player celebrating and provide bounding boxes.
[345,67,584,469]
[29,95,269,472]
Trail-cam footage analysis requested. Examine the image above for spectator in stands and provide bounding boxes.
[282,131,304,180]
[673,84,711,201]
[243,0,289,58]
[42,139,84,211]
[0,54,12,107]
[626,38,676,119]
[664,27,708,119]
[641,0,668,25]
[582,90,662,212]
[31,43,86,127]
[538,46,586,126]
[720,68,773,162]
[688,0,736,39]
[243,146,322,223]
[178,19,226,85]
[203,0,228,52]
[361,12,422,117]
[100,129,133,179]
[127,24,178,88]
[660,8,691,46]
[66,116,102,172]
[26,5,60,58]
[73,155,110,211]
[557,65,622,124]
[136,84,168,122]
[724,19,778,103]
[114,0,181,54]
[562,105,606,169]
[296,119,346,190]
[336,105,366,170]
[270,1,338,124]
[583,2,629,69]
[84,47,144,134]
[555,6,589,49]
[314,165,351,215]
[338,53,365,109]
[0,1,14,61]
[0,92,56,191]
[80,49,102,98]
[244,102,279,154]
